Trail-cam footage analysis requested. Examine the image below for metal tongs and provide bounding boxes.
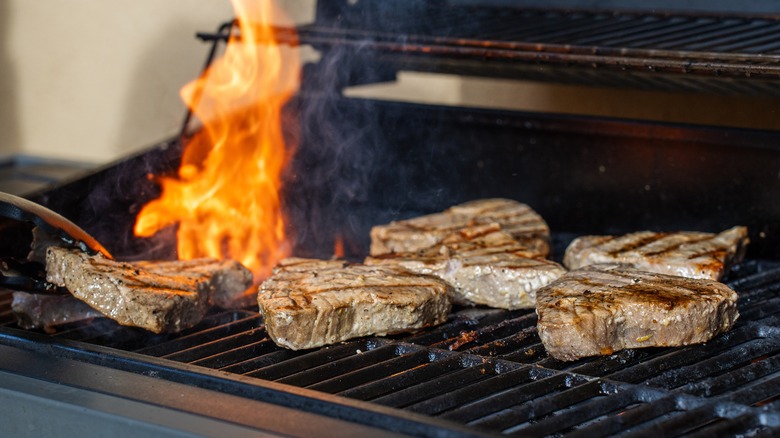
[0,191,112,294]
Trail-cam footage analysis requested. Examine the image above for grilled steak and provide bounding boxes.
[563,226,748,280]
[133,258,253,309]
[366,229,566,309]
[45,247,211,333]
[13,254,253,333]
[370,198,550,258]
[536,264,739,361]
[11,291,102,333]
[258,257,453,350]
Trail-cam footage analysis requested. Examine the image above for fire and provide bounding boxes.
[134,0,298,283]
[333,235,345,259]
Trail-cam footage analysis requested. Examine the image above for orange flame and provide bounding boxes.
[134,0,298,282]
[333,235,345,259]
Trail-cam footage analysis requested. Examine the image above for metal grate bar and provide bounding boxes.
[369,362,499,408]
[161,327,267,363]
[461,326,539,357]
[306,348,438,393]
[467,380,612,431]
[464,12,590,41]
[219,338,381,375]
[677,353,780,398]
[721,372,780,406]
[134,314,260,357]
[581,18,715,48]
[649,19,755,50]
[336,353,469,401]
[405,366,557,416]
[260,343,410,383]
[642,337,780,390]
[438,373,588,422]
[503,14,643,44]
[605,324,762,383]
[700,25,780,53]
[506,386,655,436]
[619,404,723,437]
[633,19,748,49]
[564,395,680,438]
[676,21,778,51]
[402,308,521,346]
[684,412,773,438]
[193,338,278,369]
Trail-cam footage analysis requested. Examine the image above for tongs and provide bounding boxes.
[0,191,112,293]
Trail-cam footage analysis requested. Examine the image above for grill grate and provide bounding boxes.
[246,4,780,95]
[1,257,778,436]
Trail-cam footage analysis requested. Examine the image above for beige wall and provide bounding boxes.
[0,0,314,163]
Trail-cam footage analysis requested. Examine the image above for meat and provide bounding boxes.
[535,263,740,361]
[11,291,103,333]
[13,252,253,333]
[45,247,215,333]
[366,229,566,309]
[563,226,748,280]
[370,198,551,258]
[132,258,254,309]
[258,257,453,350]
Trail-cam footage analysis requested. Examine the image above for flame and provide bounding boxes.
[333,235,345,259]
[134,0,298,282]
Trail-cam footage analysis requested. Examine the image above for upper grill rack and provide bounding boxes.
[1,257,778,436]
[262,3,780,95]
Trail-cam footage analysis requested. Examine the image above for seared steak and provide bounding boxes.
[11,291,102,333]
[133,258,253,309]
[366,229,565,309]
[563,226,748,280]
[370,198,550,258]
[258,257,452,350]
[536,264,739,361]
[46,247,210,333]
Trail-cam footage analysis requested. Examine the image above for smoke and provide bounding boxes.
[282,40,457,260]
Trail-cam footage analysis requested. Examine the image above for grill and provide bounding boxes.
[2,1,780,436]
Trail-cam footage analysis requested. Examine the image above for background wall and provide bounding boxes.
[0,0,314,164]
[3,1,780,165]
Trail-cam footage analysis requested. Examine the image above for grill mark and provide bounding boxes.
[575,266,726,297]
[640,235,714,257]
[264,282,448,297]
[606,233,670,256]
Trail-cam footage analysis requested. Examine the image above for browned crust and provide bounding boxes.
[536,264,740,361]
[258,258,452,350]
[563,226,749,280]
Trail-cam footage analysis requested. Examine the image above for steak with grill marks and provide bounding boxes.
[132,258,253,309]
[258,257,453,350]
[16,252,254,333]
[365,228,565,309]
[370,198,550,258]
[563,226,748,280]
[536,264,739,361]
[45,247,216,333]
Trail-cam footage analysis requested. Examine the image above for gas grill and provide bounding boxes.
[2,1,780,436]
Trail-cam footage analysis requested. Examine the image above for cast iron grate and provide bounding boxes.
[1,258,778,436]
